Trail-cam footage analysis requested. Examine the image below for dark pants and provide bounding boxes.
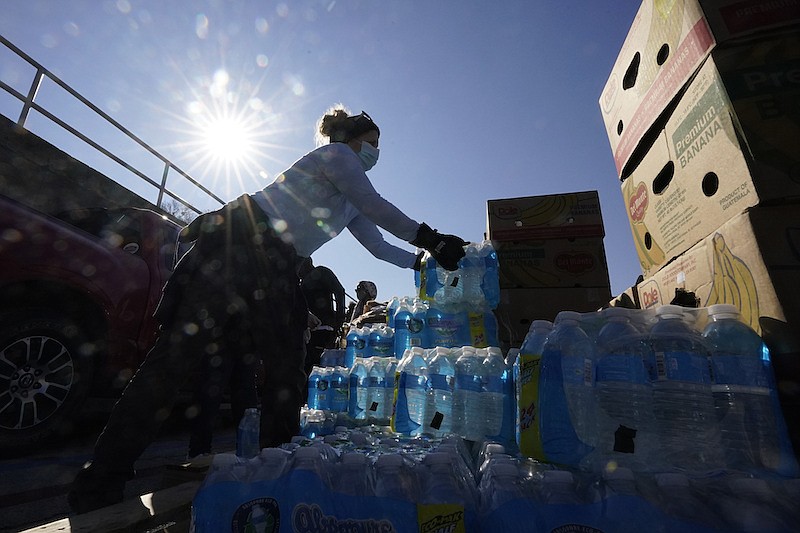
[186,321,260,457]
[85,195,307,479]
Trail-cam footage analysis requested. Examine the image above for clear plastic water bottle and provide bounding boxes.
[393,347,428,435]
[368,325,394,358]
[648,305,722,471]
[461,243,485,312]
[521,320,554,356]
[424,346,456,437]
[332,451,374,497]
[702,304,797,475]
[386,296,401,329]
[252,447,291,482]
[383,357,398,420]
[591,307,656,471]
[290,444,332,487]
[408,300,428,352]
[433,256,464,309]
[348,357,369,421]
[203,453,244,486]
[480,242,500,311]
[236,407,261,458]
[653,473,722,530]
[306,366,329,410]
[420,451,477,508]
[344,326,359,368]
[355,326,369,358]
[482,347,507,441]
[328,366,349,413]
[453,346,486,441]
[393,300,414,358]
[536,470,584,505]
[709,477,792,532]
[366,357,388,423]
[374,453,419,502]
[479,462,528,516]
[476,442,512,483]
[539,311,596,465]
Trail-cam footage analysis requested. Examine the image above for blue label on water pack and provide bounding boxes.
[655,350,711,383]
[455,373,482,393]
[429,373,451,391]
[596,354,648,385]
[712,353,769,389]
[484,375,503,394]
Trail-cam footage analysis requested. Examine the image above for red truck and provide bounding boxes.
[0,193,184,452]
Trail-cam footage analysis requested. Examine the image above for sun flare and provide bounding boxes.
[201,116,253,163]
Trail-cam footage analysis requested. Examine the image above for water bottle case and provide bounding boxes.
[195,428,800,533]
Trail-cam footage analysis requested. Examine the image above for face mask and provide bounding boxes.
[357,141,379,171]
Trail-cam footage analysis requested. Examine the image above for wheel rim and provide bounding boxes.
[0,334,75,430]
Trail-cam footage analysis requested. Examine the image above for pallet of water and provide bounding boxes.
[516,304,799,478]
[192,430,800,532]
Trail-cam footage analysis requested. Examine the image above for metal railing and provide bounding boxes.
[0,34,225,216]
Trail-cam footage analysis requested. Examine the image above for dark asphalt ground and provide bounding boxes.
[0,403,236,532]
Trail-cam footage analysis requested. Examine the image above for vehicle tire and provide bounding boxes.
[0,313,95,453]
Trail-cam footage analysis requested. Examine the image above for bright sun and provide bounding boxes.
[201,116,253,163]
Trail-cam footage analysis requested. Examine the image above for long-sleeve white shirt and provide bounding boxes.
[251,143,420,268]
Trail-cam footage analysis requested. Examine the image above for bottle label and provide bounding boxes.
[430,373,451,391]
[455,372,481,393]
[596,353,649,384]
[417,504,466,533]
[655,350,711,383]
[712,352,770,390]
[484,374,503,394]
[518,354,545,460]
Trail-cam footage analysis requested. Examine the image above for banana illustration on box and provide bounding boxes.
[514,194,576,227]
[706,233,760,331]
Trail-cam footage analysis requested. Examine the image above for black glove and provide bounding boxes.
[410,223,466,271]
[413,251,424,271]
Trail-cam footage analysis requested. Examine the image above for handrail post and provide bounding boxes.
[158,163,170,209]
[18,69,44,127]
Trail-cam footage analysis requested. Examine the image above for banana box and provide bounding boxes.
[635,204,800,338]
[493,238,611,289]
[600,0,800,177]
[495,287,612,347]
[622,48,800,278]
[486,191,604,242]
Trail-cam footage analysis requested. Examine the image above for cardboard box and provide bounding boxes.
[486,191,604,242]
[608,284,642,309]
[494,238,611,289]
[622,46,800,277]
[635,204,800,337]
[712,30,800,183]
[599,0,800,176]
[495,286,612,347]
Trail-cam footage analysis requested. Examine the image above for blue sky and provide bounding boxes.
[0,0,643,305]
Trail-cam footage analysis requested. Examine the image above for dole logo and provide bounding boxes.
[602,72,618,113]
[496,204,520,217]
[628,182,649,222]
[639,280,661,309]
[554,252,595,274]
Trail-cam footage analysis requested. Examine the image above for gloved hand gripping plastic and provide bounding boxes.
[410,223,466,271]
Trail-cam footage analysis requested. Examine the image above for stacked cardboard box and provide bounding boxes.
[600,0,800,458]
[486,191,612,347]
